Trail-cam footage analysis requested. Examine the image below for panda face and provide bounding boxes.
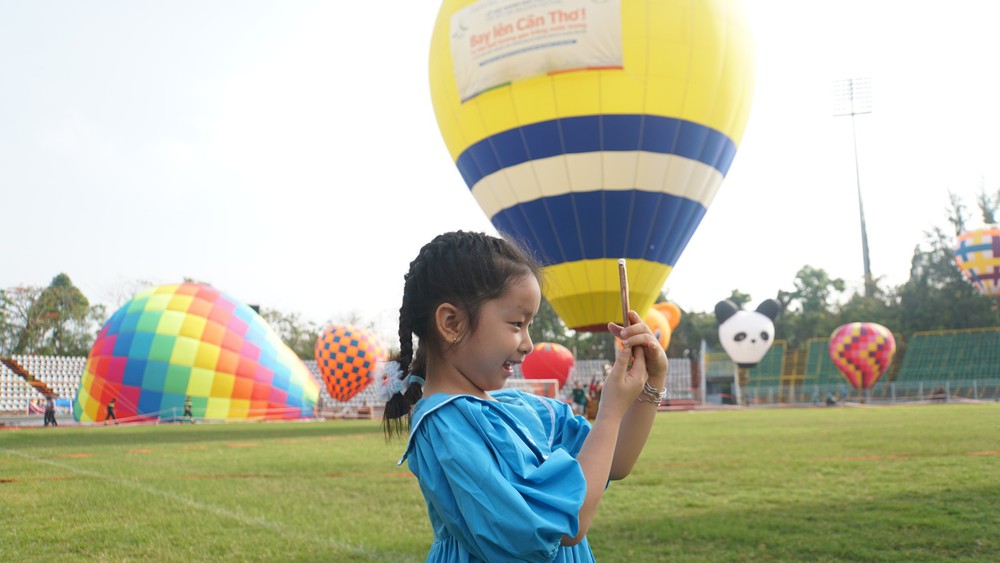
[734,331,771,343]
[718,311,776,367]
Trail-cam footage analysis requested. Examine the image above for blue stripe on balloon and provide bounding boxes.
[104,307,127,336]
[955,240,994,259]
[122,358,146,388]
[138,389,163,414]
[455,114,737,189]
[492,190,707,267]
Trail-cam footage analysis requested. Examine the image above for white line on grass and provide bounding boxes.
[0,446,417,562]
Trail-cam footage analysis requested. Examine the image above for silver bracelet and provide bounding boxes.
[638,381,667,404]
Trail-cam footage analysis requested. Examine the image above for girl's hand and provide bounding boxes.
[598,311,664,418]
[609,310,668,381]
[597,343,646,419]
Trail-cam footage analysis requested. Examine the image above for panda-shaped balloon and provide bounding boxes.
[715,299,781,368]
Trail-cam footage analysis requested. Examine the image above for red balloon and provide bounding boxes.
[521,342,574,387]
[315,325,387,402]
[829,322,896,390]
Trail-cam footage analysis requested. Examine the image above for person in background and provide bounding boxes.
[572,381,588,416]
[105,397,118,425]
[183,395,194,423]
[44,395,57,427]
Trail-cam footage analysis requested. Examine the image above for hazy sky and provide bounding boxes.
[3,1,999,344]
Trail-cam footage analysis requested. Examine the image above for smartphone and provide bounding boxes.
[618,258,630,327]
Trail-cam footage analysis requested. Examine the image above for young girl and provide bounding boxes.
[384,231,667,562]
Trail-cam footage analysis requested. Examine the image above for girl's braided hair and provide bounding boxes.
[382,230,542,440]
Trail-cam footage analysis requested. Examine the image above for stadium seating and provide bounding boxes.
[892,328,1000,400]
[4,327,997,415]
[1,355,87,413]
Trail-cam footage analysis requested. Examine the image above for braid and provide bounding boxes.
[381,230,541,440]
[383,267,419,440]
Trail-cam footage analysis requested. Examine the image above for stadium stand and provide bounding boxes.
[890,327,1000,401]
[1,355,87,413]
[1,361,42,413]
[802,338,843,385]
[743,341,786,403]
[9,354,84,399]
[5,328,996,417]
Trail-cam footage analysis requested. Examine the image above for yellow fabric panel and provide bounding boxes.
[509,75,559,125]
[166,294,194,313]
[430,0,756,158]
[204,396,231,419]
[193,343,221,371]
[145,293,172,312]
[75,385,94,421]
[229,398,250,419]
[169,336,199,367]
[186,369,213,396]
[543,258,670,330]
[153,284,178,295]
[156,310,186,336]
[210,372,235,398]
[550,71,603,118]
[179,314,207,340]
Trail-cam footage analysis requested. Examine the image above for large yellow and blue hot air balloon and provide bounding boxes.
[429,0,755,331]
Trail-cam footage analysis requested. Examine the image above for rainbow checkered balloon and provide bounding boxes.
[953,225,1000,297]
[829,322,896,391]
[73,283,319,422]
[315,325,386,402]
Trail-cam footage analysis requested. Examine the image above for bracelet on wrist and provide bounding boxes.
[638,381,667,404]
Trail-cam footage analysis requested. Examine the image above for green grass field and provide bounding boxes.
[2,404,998,562]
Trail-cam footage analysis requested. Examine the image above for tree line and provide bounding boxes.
[528,188,1000,362]
[3,190,997,364]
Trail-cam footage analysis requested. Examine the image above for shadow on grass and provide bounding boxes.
[0,419,386,450]
[593,484,1000,562]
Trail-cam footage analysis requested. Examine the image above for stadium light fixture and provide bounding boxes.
[833,77,875,298]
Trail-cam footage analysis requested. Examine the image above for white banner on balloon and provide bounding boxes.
[450,0,622,101]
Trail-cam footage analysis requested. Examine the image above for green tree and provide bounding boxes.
[27,274,94,355]
[774,266,846,349]
[972,178,999,225]
[1,286,43,356]
[1,276,101,356]
[723,290,752,310]
[897,226,999,333]
[667,307,716,356]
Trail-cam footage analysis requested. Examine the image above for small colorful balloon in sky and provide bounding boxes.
[829,322,896,391]
[953,225,1000,297]
[315,325,387,402]
[521,342,575,388]
[73,283,320,422]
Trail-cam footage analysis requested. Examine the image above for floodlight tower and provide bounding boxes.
[833,77,875,297]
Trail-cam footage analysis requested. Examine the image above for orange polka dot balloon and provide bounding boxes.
[315,325,387,402]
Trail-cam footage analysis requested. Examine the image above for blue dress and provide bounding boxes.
[399,388,596,562]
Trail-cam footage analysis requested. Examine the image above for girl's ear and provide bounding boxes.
[435,302,465,344]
